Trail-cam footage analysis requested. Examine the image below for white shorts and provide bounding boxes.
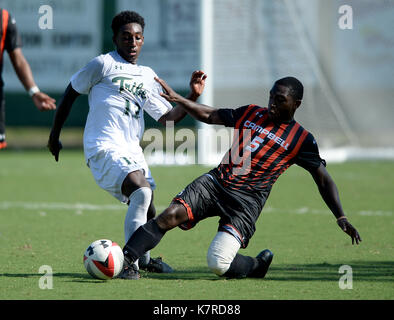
[87,149,156,203]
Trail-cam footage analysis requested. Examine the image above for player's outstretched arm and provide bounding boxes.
[188,70,208,100]
[158,70,208,125]
[47,83,80,162]
[156,76,224,125]
[309,163,362,245]
[8,48,56,111]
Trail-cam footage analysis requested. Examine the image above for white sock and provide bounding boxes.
[207,231,241,276]
[124,187,152,268]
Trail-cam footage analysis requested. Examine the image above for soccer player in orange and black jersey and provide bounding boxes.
[202,103,325,248]
[119,74,362,280]
[0,8,56,149]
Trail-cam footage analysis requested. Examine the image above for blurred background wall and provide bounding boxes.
[1,0,393,161]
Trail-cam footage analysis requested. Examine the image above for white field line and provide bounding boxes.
[0,201,126,211]
[264,206,393,217]
[0,201,392,217]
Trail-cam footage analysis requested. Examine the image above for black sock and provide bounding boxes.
[123,219,166,263]
[223,254,259,278]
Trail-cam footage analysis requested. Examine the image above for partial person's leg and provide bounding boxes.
[120,172,217,279]
[123,203,189,261]
[207,231,273,279]
[87,151,166,272]
[206,231,240,276]
[139,191,155,266]
[122,170,152,268]
[123,173,171,272]
[0,95,7,149]
[119,203,189,279]
[146,192,156,221]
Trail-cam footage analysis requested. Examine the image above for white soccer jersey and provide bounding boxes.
[70,50,172,161]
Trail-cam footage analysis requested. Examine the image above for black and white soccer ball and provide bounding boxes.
[83,239,124,280]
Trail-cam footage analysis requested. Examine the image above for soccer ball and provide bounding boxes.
[83,239,124,280]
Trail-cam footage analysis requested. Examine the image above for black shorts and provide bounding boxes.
[172,171,269,248]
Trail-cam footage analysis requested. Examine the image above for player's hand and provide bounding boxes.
[337,217,362,245]
[189,70,207,99]
[32,92,56,111]
[155,77,182,103]
[47,131,63,162]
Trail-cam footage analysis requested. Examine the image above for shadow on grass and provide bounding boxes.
[140,268,219,281]
[1,261,392,282]
[143,260,394,282]
[267,261,394,282]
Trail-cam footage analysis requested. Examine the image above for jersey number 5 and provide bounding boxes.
[246,136,264,152]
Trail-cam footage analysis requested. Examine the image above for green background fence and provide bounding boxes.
[3,0,195,129]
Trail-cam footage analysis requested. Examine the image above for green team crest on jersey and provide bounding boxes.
[112,76,147,99]
[112,76,145,119]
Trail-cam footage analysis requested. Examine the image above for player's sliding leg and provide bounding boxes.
[137,193,171,273]
[138,198,155,266]
[207,231,274,279]
[224,249,273,278]
[206,231,240,275]
[122,219,166,265]
[119,204,188,279]
[121,171,173,274]
[119,219,165,279]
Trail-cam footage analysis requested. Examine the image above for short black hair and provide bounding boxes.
[275,77,304,101]
[111,11,145,36]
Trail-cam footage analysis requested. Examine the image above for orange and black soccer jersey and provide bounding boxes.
[0,9,22,86]
[211,104,325,196]
[173,104,326,247]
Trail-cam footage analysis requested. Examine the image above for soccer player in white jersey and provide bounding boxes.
[47,11,206,275]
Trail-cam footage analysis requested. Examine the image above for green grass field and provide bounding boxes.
[0,149,393,300]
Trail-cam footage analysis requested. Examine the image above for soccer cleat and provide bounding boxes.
[139,257,174,273]
[117,257,140,280]
[250,249,274,278]
[0,140,7,150]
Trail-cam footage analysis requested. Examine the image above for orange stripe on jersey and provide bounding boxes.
[234,104,259,129]
[0,9,9,59]
[230,121,277,186]
[241,122,298,187]
[221,105,265,173]
[233,105,266,152]
[260,122,300,169]
[228,107,267,177]
[252,123,280,166]
[271,128,309,172]
[219,105,255,171]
